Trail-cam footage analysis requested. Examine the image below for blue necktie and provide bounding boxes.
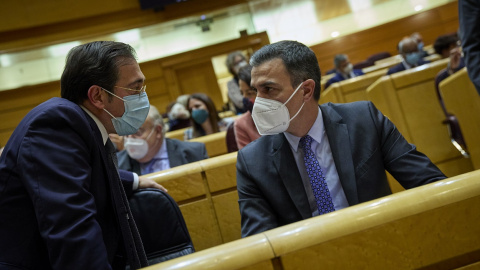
[299,135,335,215]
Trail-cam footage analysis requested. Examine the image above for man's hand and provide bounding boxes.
[138,176,168,192]
[449,47,462,72]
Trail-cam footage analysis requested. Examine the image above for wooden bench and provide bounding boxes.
[143,169,480,270]
[366,58,474,178]
[440,68,480,170]
[144,152,240,251]
[320,68,387,104]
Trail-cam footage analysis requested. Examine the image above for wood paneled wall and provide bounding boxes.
[0,32,269,147]
[0,0,247,52]
[312,1,459,74]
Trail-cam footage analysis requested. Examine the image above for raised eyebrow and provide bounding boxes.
[127,78,145,88]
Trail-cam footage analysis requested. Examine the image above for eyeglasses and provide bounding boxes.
[115,85,147,96]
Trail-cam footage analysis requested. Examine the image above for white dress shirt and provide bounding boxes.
[80,105,139,189]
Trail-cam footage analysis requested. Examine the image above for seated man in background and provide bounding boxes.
[434,33,460,58]
[234,64,261,150]
[411,32,430,57]
[236,40,446,237]
[118,105,208,175]
[324,54,364,89]
[387,37,430,75]
[435,40,465,88]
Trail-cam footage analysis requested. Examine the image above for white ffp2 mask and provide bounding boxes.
[251,82,305,135]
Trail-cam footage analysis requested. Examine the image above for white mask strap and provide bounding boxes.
[289,102,305,122]
[103,108,116,119]
[283,81,304,106]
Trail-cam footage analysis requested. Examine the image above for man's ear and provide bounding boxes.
[87,85,107,110]
[155,124,164,139]
[302,79,315,101]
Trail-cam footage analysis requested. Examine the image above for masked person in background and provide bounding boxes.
[225,51,248,114]
[233,64,261,150]
[236,40,446,237]
[117,105,208,175]
[0,41,163,270]
[387,37,430,75]
[324,54,365,90]
[184,93,234,140]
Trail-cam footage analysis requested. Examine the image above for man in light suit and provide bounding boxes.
[118,105,208,175]
[236,40,446,237]
[0,41,163,269]
[324,54,364,90]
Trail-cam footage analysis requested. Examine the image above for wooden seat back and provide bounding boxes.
[144,170,480,270]
[366,58,474,177]
[440,68,480,170]
[145,152,240,251]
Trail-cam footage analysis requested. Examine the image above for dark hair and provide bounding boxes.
[237,64,253,87]
[61,41,137,104]
[433,34,459,55]
[225,51,246,76]
[187,93,220,138]
[250,40,322,101]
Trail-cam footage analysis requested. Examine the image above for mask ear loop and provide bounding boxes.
[283,81,306,122]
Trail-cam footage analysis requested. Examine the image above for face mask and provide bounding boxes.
[192,109,209,124]
[343,63,353,74]
[103,89,150,136]
[252,81,305,135]
[233,60,247,74]
[405,52,421,66]
[124,127,155,160]
[242,97,254,113]
[417,42,424,51]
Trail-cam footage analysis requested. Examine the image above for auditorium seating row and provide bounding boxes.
[143,169,480,270]
[319,57,475,181]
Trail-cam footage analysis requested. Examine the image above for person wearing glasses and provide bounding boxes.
[0,41,163,270]
[117,105,208,175]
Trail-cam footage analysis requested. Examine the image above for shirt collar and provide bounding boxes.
[153,138,169,159]
[402,59,413,70]
[80,105,109,145]
[284,107,324,152]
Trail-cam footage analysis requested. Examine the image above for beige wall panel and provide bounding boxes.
[0,130,13,147]
[179,199,223,251]
[175,62,224,111]
[435,157,474,178]
[212,191,242,243]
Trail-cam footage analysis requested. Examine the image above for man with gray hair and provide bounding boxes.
[324,54,364,89]
[117,105,208,175]
[387,37,430,75]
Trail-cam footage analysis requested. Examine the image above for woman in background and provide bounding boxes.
[184,93,233,140]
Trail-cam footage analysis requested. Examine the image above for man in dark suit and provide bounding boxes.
[324,54,364,89]
[459,0,480,95]
[237,40,446,237]
[118,105,208,175]
[387,37,430,75]
[0,41,163,269]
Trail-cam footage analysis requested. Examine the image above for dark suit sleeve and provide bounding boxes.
[368,102,446,188]
[18,109,112,269]
[459,0,480,95]
[236,149,278,237]
[119,169,134,195]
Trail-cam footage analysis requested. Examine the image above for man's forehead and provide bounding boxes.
[251,59,287,82]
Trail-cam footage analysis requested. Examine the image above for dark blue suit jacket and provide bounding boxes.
[324,69,365,90]
[117,138,208,175]
[387,59,430,75]
[0,97,133,270]
[236,101,446,237]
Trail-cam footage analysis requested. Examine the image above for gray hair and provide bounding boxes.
[333,54,348,68]
[147,105,166,136]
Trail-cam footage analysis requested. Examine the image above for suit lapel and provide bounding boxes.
[271,134,311,219]
[166,139,182,167]
[320,105,359,205]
